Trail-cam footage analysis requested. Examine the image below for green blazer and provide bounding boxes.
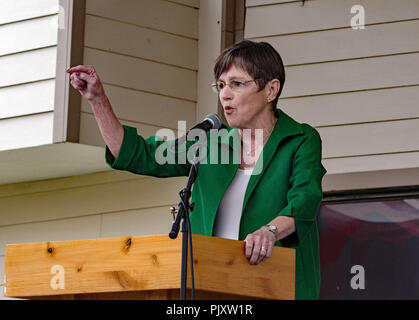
[106,109,326,300]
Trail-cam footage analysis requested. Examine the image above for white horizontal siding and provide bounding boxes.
[83,47,197,101]
[0,216,102,256]
[247,0,293,5]
[281,85,419,127]
[0,4,58,155]
[166,0,200,8]
[246,0,419,38]
[0,112,54,151]
[0,171,139,198]
[79,112,174,148]
[101,206,176,238]
[84,15,198,70]
[319,118,419,159]
[0,15,58,56]
[252,19,419,66]
[0,0,58,24]
[81,84,196,129]
[0,174,185,227]
[0,47,57,88]
[245,0,419,188]
[324,152,419,175]
[85,0,199,39]
[282,52,419,98]
[0,80,55,119]
[80,0,199,148]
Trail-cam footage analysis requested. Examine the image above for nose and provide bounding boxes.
[219,84,233,102]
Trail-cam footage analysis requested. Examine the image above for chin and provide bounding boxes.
[226,118,239,128]
[224,114,239,128]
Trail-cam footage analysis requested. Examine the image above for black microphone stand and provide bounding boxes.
[168,149,199,300]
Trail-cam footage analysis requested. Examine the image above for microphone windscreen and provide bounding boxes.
[204,113,223,129]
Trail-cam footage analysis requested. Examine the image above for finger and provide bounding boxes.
[266,243,274,258]
[77,71,92,82]
[244,236,254,259]
[66,65,93,74]
[258,241,270,264]
[70,79,86,91]
[70,73,87,85]
[249,239,262,265]
[261,242,274,262]
[71,77,86,88]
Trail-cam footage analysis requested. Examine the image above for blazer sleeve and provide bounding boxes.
[277,124,327,246]
[105,125,192,177]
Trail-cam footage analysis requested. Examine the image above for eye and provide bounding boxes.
[217,82,226,90]
[230,80,244,89]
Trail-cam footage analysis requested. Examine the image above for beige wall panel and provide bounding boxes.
[0,47,56,88]
[0,215,102,256]
[101,206,177,238]
[81,84,196,130]
[282,53,419,98]
[319,118,419,159]
[79,113,181,148]
[247,0,292,5]
[244,0,419,188]
[0,0,58,24]
[0,256,16,300]
[0,171,139,199]
[1,254,22,299]
[0,174,186,226]
[84,15,198,70]
[85,0,198,39]
[245,0,419,38]
[280,85,419,127]
[0,15,58,56]
[169,0,200,8]
[0,255,4,285]
[0,113,53,152]
[253,20,419,66]
[0,80,55,119]
[323,151,419,175]
[0,255,3,283]
[323,167,419,192]
[83,48,197,101]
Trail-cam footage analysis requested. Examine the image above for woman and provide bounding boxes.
[67,40,326,299]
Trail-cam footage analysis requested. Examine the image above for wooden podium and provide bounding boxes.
[4,234,295,300]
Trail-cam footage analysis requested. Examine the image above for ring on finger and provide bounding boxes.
[261,246,267,254]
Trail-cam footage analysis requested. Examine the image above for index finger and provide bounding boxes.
[66,65,92,74]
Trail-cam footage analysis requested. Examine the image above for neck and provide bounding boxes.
[239,113,277,144]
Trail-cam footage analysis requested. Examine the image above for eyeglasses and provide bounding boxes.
[211,79,258,93]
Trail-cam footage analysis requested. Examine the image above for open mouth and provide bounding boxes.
[224,106,234,114]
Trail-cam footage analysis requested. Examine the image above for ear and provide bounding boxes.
[266,79,280,102]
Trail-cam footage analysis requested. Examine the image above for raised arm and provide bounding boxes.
[66,65,124,158]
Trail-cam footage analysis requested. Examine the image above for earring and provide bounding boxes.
[267,97,271,103]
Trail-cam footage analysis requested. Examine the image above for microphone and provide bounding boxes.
[173,113,225,147]
[168,114,225,240]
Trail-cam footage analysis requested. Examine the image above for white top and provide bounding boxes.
[213,168,253,240]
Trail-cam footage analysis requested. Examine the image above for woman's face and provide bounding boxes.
[218,64,270,129]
